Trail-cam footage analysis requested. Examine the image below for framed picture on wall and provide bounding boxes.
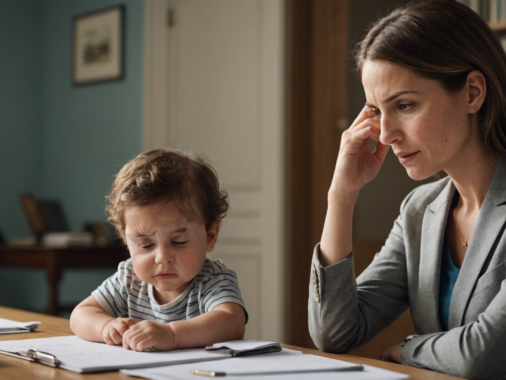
[73,5,125,85]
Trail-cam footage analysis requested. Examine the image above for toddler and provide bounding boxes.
[70,148,247,352]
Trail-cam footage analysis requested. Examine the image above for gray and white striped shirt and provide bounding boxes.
[92,258,247,323]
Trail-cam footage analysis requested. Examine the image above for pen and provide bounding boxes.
[190,364,364,377]
[190,370,226,377]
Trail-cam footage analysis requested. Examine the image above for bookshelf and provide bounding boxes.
[458,0,506,47]
[489,20,506,30]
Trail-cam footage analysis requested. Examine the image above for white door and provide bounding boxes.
[143,0,286,341]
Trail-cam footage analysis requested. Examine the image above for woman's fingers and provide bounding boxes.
[330,107,387,192]
[355,125,380,142]
[349,105,375,130]
[342,122,381,156]
[373,139,390,160]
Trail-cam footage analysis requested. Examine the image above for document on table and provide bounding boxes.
[0,317,40,334]
[122,349,409,380]
[0,335,230,373]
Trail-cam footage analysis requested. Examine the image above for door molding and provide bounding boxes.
[143,0,171,151]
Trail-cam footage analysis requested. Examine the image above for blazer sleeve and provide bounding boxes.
[401,282,506,380]
[308,195,411,353]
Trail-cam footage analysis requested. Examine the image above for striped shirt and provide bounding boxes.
[92,258,247,323]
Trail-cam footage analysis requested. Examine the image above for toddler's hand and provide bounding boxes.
[101,317,136,346]
[122,320,176,352]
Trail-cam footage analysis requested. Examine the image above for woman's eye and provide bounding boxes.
[399,103,413,111]
[371,109,381,116]
[173,241,188,246]
[140,244,154,249]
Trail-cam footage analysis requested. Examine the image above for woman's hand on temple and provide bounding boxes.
[330,106,389,196]
[319,106,388,266]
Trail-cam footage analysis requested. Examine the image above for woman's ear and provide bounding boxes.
[206,220,221,252]
[466,70,486,113]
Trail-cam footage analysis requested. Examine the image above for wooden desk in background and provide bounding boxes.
[0,245,129,316]
[0,307,465,380]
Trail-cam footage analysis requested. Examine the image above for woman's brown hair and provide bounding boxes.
[106,148,229,242]
[354,0,506,156]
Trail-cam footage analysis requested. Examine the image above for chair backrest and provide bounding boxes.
[38,201,68,232]
[19,194,69,236]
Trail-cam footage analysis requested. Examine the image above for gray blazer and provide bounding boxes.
[308,155,506,380]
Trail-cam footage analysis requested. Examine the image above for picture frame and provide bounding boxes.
[73,5,125,86]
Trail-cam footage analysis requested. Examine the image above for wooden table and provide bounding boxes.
[0,307,465,380]
[0,245,129,315]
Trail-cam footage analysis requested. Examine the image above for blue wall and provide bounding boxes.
[0,0,44,239]
[0,0,144,312]
[42,0,144,231]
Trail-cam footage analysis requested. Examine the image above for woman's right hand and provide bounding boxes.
[319,106,389,266]
[330,106,389,197]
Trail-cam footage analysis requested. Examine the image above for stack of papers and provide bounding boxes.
[0,335,410,379]
[0,318,40,334]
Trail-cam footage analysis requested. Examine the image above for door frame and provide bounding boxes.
[286,0,350,348]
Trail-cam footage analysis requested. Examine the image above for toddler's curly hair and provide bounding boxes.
[106,148,229,242]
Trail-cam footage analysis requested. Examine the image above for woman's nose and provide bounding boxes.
[378,117,402,146]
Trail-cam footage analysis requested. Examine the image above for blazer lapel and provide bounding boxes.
[449,155,506,328]
[419,179,455,333]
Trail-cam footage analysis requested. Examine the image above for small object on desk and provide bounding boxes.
[42,232,93,247]
[0,317,40,334]
[191,370,227,377]
[205,339,281,357]
[7,236,37,246]
[190,363,364,377]
[83,222,109,247]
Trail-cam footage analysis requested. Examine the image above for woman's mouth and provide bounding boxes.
[396,151,419,165]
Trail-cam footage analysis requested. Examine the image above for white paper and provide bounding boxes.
[0,336,230,373]
[122,351,409,380]
[0,317,40,334]
[205,339,280,352]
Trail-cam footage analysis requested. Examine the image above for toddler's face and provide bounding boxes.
[124,202,219,305]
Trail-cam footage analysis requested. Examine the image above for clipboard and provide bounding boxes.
[0,336,232,373]
[26,349,60,367]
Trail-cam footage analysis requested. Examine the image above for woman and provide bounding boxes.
[308,1,506,379]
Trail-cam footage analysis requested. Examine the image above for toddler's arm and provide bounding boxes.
[70,295,135,344]
[122,302,246,352]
